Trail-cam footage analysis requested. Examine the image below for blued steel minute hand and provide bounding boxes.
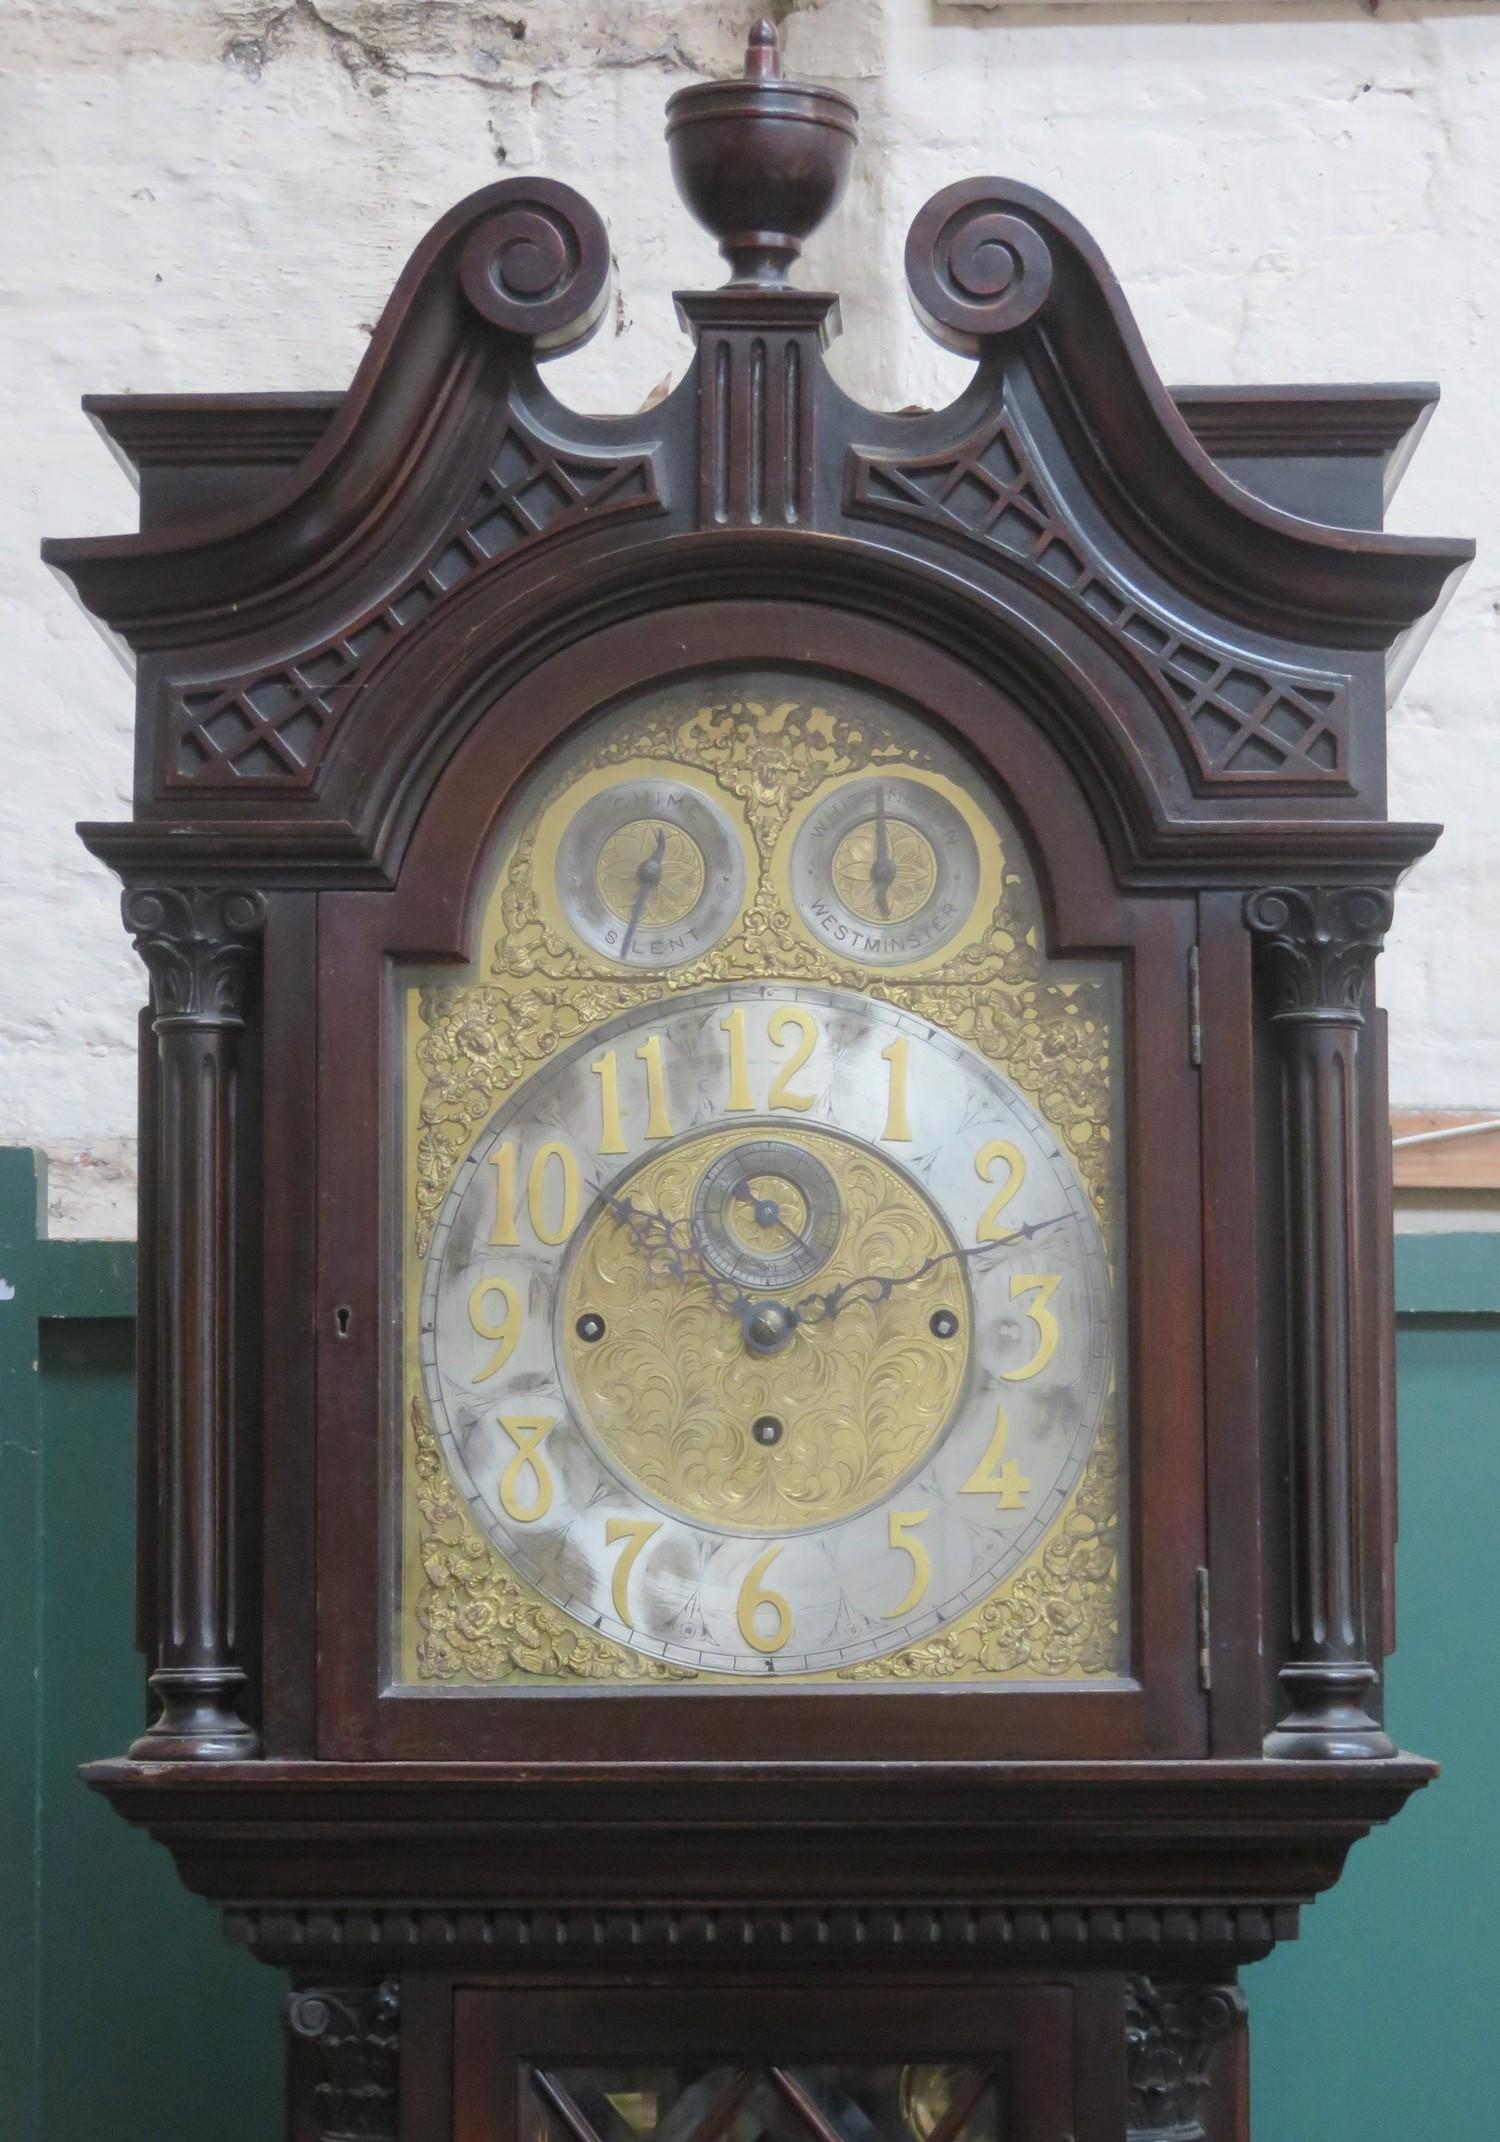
[789,1210,1072,1328]
[595,1181,1070,1339]
[870,786,895,918]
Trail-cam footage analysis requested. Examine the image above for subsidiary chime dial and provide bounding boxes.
[554,778,745,968]
[790,774,982,964]
[691,1136,843,1293]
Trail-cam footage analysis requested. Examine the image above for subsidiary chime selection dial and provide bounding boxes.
[554,778,746,968]
[420,983,1112,1675]
[789,775,982,965]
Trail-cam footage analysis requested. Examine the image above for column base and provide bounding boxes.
[129,1665,261,1761]
[1263,1660,1396,1761]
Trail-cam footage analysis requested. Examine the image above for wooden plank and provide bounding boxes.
[1392,1111,1500,1190]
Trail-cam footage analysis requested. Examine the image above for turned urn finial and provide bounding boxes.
[664,19,858,287]
[745,17,781,78]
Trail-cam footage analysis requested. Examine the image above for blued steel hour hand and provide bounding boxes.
[599,1185,753,1318]
[601,1176,1070,1344]
[600,1184,804,1353]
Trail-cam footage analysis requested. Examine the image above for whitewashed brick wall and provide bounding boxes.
[6,1,1495,1234]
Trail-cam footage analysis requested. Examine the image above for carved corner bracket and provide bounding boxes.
[287,1979,401,2142]
[126,886,266,1759]
[1246,885,1397,1760]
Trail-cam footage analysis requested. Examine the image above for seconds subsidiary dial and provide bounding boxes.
[419,984,1111,1676]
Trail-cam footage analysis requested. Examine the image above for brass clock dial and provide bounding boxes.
[403,670,1125,1687]
[418,982,1111,1676]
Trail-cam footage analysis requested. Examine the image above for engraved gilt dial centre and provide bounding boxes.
[562,1122,971,1531]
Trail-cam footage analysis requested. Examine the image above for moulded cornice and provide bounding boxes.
[85,392,345,482]
[82,381,1438,503]
[1169,383,1439,503]
[82,1754,1434,1973]
[74,536,1443,893]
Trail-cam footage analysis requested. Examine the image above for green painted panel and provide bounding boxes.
[34,1319,284,2140]
[1394,1229,1500,1317]
[1251,1240,1500,2136]
[0,1150,283,2141]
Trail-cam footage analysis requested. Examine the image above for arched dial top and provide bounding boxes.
[400,666,1128,1688]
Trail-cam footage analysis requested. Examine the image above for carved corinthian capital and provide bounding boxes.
[1243,885,1393,1023]
[287,1980,401,2142]
[1126,1976,1246,2142]
[123,885,267,1025]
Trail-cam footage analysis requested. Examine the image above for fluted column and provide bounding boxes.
[124,886,265,1759]
[1245,886,1396,1759]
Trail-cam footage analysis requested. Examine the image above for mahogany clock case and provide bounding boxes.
[54,247,1459,1774]
[43,21,1471,2138]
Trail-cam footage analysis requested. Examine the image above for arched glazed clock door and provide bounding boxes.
[317,609,1207,1761]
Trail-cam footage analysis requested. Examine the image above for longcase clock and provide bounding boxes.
[47,22,1472,2141]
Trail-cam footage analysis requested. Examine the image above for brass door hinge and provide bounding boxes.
[1188,944,1202,1067]
[1196,1565,1212,1691]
